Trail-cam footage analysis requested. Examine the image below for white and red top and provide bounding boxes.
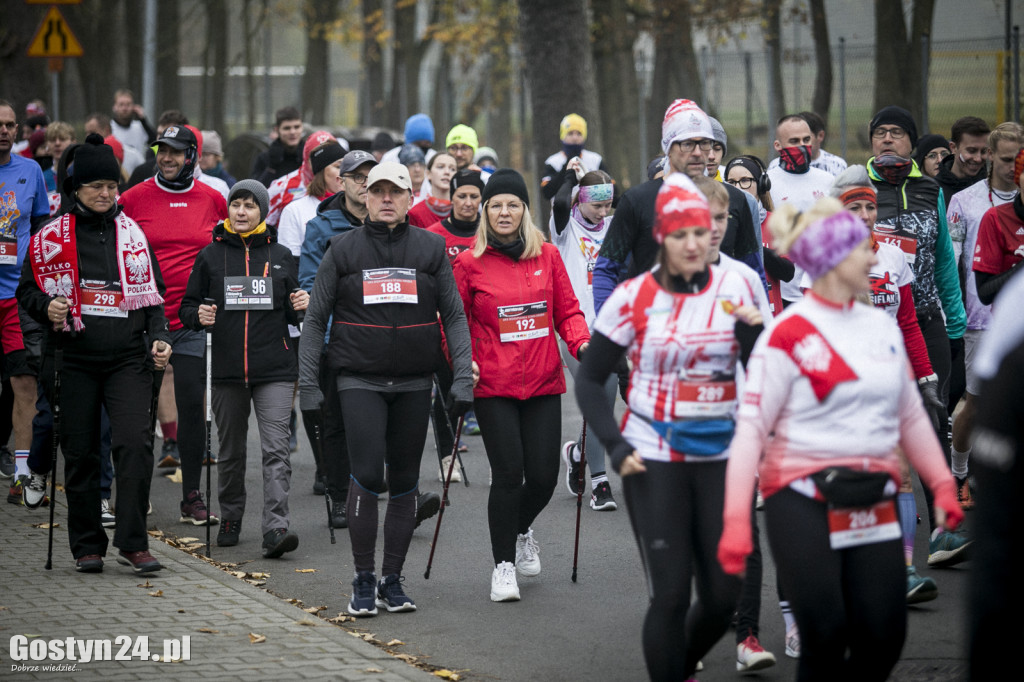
[119,178,227,330]
[550,210,610,327]
[947,178,1015,331]
[425,220,476,268]
[973,201,1024,277]
[594,265,757,463]
[726,292,951,499]
[266,169,304,227]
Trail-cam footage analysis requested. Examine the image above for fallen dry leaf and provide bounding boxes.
[365,669,384,674]
[148,590,164,598]
[177,609,186,614]
[394,654,418,663]
[295,620,316,627]
[137,580,153,588]
[327,614,355,624]
[248,633,266,644]
[294,568,317,573]
[385,639,404,647]
[303,606,326,614]
[165,468,182,483]
[197,628,219,634]
[433,671,460,680]
[0,606,8,612]
[230,571,247,579]
[287,598,303,604]
[148,530,165,539]
[178,537,201,544]
[249,572,269,579]
[31,522,58,529]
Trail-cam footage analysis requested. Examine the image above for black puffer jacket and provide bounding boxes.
[16,205,170,361]
[179,221,300,385]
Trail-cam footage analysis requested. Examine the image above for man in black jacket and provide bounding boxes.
[935,116,990,204]
[252,106,304,187]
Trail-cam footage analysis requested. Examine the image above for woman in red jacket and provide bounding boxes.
[454,169,590,602]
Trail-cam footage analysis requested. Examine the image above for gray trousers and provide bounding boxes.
[212,381,294,534]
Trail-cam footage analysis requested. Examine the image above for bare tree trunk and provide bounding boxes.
[517,0,600,224]
[302,0,339,126]
[243,0,259,131]
[591,0,641,188]
[393,0,428,129]
[809,0,832,121]
[874,0,935,124]
[763,0,785,125]
[156,0,180,116]
[647,0,704,161]
[206,0,228,133]
[0,0,50,112]
[124,0,144,96]
[65,0,123,116]
[362,0,387,126]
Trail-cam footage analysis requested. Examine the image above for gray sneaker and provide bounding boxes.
[0,447,14,480]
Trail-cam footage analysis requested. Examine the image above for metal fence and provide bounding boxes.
[693,36,1017,163]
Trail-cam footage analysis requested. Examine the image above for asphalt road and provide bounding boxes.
[143,376,971,681]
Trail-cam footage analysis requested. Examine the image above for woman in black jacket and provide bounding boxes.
[17,135,172,575]
[179,179,308,559]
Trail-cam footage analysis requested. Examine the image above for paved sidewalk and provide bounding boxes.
[0,495,435,681]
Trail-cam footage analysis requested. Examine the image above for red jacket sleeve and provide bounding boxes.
[548,246,590,357]
[896,283,933,379]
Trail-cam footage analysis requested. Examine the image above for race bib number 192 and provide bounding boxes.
[498,301,550,342]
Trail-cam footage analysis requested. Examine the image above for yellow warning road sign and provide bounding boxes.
[27,7,83,58]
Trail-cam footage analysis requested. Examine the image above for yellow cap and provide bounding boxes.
[559,114,587,142]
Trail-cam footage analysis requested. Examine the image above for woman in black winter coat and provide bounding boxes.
[179,179,308,559]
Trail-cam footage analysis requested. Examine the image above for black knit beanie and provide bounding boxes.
[481,168,530,208]
[64,133,121,195]
[870,106,919,149]
[912,133,950,167]
[310,142,346,177]
[450,169,485,196]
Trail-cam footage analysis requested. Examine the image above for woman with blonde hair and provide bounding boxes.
[453,168,590,603]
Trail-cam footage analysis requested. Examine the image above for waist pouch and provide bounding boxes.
[637,414,736,456]
[810,467,892,508]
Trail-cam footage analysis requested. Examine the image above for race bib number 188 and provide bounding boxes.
[363,268,418,304]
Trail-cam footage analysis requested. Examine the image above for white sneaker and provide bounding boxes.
[23,472,48,509]
[100,498,116,528]
[785,622,800,658]
[736,634,776,672]
[515,528,541,576]
[490,561,520,602]
[438,455,462,483]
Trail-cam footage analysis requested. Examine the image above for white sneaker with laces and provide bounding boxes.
[100,498,116,528]
[438,455,461,483]
[23,472,48,509]
[736,634,776,672]
[515,528,541,576]
[785,622,800,658]
[490,561,520,602]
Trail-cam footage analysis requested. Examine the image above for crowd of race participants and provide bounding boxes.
[1,88,1021,681]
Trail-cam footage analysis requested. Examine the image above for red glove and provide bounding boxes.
[717,519,753,575]
[932,483,964,532]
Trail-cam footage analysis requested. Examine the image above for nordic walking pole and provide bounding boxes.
[429,377,449,502]
[433,375,469,487]
[44,331,64,570]
[571,420,587,583]
[146,340,168,527]
[203,298,215,558]
[424,414,465,580]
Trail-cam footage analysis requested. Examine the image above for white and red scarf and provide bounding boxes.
[30,213,163,331]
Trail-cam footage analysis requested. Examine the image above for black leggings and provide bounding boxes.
[475,394,561,564]
[765,487,906,682]
[622,459,740,681]
[170,353,207,499]
[918,313,952,530]
[340,388,431,575]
